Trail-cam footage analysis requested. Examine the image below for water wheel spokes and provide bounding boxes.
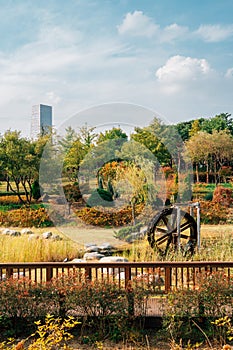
[147,207,197,257]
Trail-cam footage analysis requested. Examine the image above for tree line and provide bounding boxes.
[0,112,232,204]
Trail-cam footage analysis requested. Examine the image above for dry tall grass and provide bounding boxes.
[0,231,82,262]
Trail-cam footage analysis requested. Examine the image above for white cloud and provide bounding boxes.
[117,13,233,44]
[225,68,233,78]
[117,11,158,37]
[195,24,233,42]
[156,55,210,82]
[0,5,233,137]
[117,13,188,42]
[155,55,212,93]
[161,23,189,42]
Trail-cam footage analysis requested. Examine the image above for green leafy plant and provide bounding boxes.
[162,271,233,345]
[86,188,113,207]
[31,180,41,201]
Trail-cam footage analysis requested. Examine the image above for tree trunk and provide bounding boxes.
[214,160,217,184]
[195,163,199,183]
[206,162,209,184]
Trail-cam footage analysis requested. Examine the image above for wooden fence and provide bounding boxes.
[0,261,233,293]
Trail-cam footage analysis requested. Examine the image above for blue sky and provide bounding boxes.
[0,0,233,136]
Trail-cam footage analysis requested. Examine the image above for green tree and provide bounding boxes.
[0,131,43,204]
[175,120,193,141]
[58,125,96,182]
[97,127,128,144]
[79,123,97,149]
[201,113,233,134]
[58,126,78,153]
[80,127,128,188]
[131,121,171,166]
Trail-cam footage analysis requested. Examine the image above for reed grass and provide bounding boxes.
[0,224,232,263]
[124,225,233,262]
[0,232,82,262]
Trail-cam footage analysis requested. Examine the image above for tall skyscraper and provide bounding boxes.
[30,104,52,139]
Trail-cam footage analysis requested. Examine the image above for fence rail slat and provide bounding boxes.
[0,262,232,293]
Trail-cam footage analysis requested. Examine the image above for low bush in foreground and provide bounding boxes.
[0,273,149,343]
[162,271,233,347]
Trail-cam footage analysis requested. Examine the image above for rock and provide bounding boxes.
[51,234,62,241]
[99,256,128,263]
[2,229,21,236]
[85,245,100,252]
[70,258,86,263]
[98,242,114,251]
[41,193,49,202]
[84,243,99,252]
[42,231,53,239]
[10,230,21,236]
[1,229,12,235]
[83,252,105,260]
[28,234,40,240]
[21,228,34,235]
[85,242,97,248]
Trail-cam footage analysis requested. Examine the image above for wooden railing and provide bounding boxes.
[0,261,233,293]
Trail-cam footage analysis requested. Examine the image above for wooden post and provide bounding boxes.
[125,265,131,289]
[6,267,13,279]
[165,266,172,292]
[176,206,181,251]
[46,267,53,282]
[85,266,92,281]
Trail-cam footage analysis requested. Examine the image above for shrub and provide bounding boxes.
[0,208,54,227]
[162,271,233,344]
[0,195,29,205]
[115,222,144,240]
[212,186,233,207]
[63,183,82,202]
[27,314,80,350]
[31,180,41,201]
[0,278,57,337]
[86,188,113,208]
[76,204,144,227]
[0,314,80,350]
[204,192,213,201]
[0,272,149,343]
[199,200,228,224]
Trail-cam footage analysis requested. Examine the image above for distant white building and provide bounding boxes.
[30,104,52,139]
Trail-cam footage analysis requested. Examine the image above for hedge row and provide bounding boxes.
[0,208,53,227]
[0,273,148,341]
[75,203,145,227]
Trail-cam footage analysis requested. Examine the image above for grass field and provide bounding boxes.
[0,224,232,263]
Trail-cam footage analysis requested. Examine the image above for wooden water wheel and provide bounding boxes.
[147,207,197,257]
